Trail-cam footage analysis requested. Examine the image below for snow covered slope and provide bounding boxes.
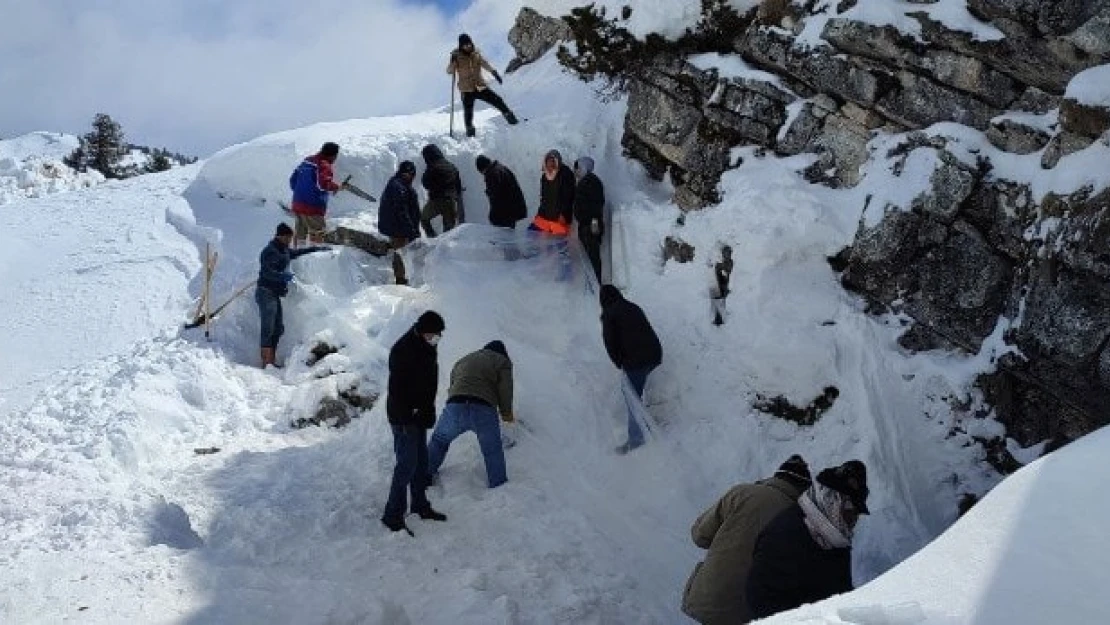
[0,132,104,204]
[0,41,1074,625]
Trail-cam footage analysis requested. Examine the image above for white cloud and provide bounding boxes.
[0,0,540,156]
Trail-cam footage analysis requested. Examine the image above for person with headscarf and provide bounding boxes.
[573,156,605,282]
[746,460,871,619]
[447,33,519,137]
[599,284,662,453]
[426,341,515,488]
[529,149,576,236]
[376,160,421,285]
[682,455,813,624]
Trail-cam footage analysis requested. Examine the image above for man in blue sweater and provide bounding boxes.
[255,222,330,368]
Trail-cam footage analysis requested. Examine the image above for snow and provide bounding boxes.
[0,27,1103,625]
[796,0,1004,50]
[990,110,1059,134]
[0,132,105,205]
[528,0,703,40]
[690,52,789,89]
[1065,63,1110,109]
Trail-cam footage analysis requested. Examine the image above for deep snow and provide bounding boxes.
[1,18,1107,625]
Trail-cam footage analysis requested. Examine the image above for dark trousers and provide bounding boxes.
[383,424,431,522]
[578,224,603,282]
[625,366,654,447]
[255,286,283,349]
[462,89,512,131]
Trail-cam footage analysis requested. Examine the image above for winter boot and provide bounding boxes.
[413,505,447,522]
[260,347,274,368]
[505,112,518,125]
[381,517,414,536]
[466,126,476,137]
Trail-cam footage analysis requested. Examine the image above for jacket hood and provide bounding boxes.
[544,149,562,167]
[599,284,623,308]
[574,156,595,175]
[422,144,445,164]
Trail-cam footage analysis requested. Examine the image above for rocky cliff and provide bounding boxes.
[507,2,1110,456]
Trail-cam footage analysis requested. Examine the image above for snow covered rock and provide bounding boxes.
[1060,63,1110,138]
[506,7,571,74]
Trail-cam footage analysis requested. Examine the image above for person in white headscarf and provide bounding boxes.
[746,460,870,619]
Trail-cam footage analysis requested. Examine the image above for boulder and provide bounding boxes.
[506,7,572,73]
[986,118,1053,154]
[1040,131,1096,169]
[1059,97,1110,138]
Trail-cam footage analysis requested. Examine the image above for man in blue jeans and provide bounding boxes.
[382,311,449,535]
[599,284,663,454]
[427,341,515,488]
[255,222,329,368]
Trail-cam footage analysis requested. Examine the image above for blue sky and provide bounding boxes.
[0,0,523,156]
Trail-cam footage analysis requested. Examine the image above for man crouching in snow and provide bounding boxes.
[255,222,329,368]
[682,455,812,624]
[427,341,516,489]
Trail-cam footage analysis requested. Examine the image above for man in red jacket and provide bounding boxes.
[289,142,344,246]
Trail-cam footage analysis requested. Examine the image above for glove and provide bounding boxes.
[281,271,294,284]
[590,219,601,236]
[501,412,515,423]
[493,71,503,85]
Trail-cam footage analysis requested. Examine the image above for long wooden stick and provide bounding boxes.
[449,71,457,138]
[203,244,216,341]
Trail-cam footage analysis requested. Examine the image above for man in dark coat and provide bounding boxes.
[382,311,449,535]
[529,149,576,235]
[420,144,463,237]
[255,222,329,368]
[377,160,421,285]
[476,155,527,228]
[573,156,605,282]
[682,456,812,625]
[747,460,871,619]
[599,284,662,453]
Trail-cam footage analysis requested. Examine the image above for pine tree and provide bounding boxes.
[80,113,129,179]
[146,149,173,173]
[63,139,89,172]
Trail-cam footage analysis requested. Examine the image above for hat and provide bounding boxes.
[574,156,595,175]
[774,454,812,488]
[275,222,294,237]
[319,142,340,158]
[484,340,507,357]
[475,155,492,172]
[816,460,869,514]
[458,33,473,48]
[415,311,445,334]
[398,160,416,176]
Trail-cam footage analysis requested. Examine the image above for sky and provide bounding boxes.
[0,0,529,157]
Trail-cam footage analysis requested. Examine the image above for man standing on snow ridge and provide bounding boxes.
[427,340,516,489]
[598,284,662,453]
[573,156,605,282]
[475,154,527,228]
[682,455,812,624]
[255,222,330,368]
[289,142,345,246]
[382,311,449,535]
[448,33,519,137]
[420,144,463,237]
[377,160,422,285]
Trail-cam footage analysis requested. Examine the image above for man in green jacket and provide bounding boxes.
[426,341,515,488]
[682,455,812,624]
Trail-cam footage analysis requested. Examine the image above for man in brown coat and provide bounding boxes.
[681,455,812,624]
[447,33,518,137]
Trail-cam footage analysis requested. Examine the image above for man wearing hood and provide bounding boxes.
[419,144,463,237]
[746,460,871,619]
[476,154,527,228]
[599,284,662,453]
[447,33,518,137]
[530,149,576,236]
[573,156,605,282]
[377,160,421,285]
[682,455,813,624]
[427,340,516,488]
[382,311,449,535]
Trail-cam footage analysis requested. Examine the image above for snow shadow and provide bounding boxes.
[147,498,204,550]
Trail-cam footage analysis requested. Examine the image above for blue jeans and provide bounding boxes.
[255,287,284,348]
[383,424,431,522]
[625,366,654,447]
[428,401,507,488]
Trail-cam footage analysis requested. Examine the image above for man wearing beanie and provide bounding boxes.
[447,33,518,137]
[476,154,527,228]
[383,311,448,535]
[289,142,345,246]
[682,455,813,624]
[747,459,871,620]
[377,160,421,284]
[426,340,516,488]
[254,222,330,368]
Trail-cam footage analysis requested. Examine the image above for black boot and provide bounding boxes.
[381,516,414,536]
[466,126,476,137]
[505,112,518,125]
[413,506,447,522]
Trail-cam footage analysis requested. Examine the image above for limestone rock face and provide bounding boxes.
[506,8,572,74]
